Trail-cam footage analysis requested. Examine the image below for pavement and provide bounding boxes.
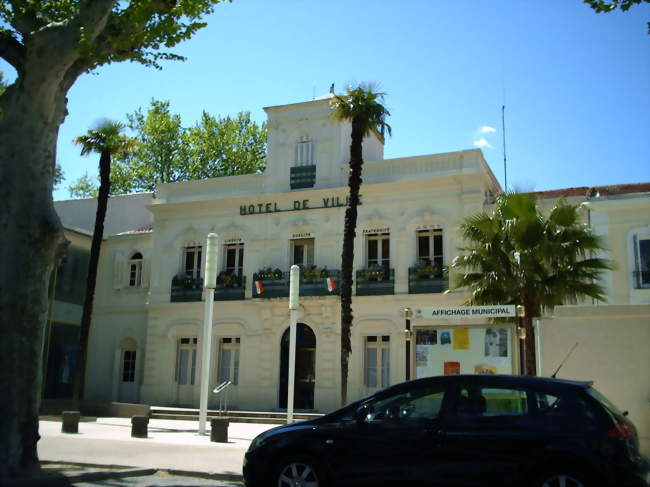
[33,417,279,485]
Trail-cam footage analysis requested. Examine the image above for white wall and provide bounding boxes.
[55,192,154,236]
[540,305,650,455]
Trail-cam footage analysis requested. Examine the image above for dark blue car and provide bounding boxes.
[243,375,649,487]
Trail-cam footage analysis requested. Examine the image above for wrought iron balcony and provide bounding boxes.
[214,274,246,301]
[408,267,448,294]
[633,270,650,289]
[252,270,289,298]
[252,268,341,299]
[356,268,394,296]
[171,276,203,302]
[301,269,340,296]
[290,165,316,189]
[171,275,247,302]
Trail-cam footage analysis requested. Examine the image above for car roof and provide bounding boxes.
[388,374,593,391]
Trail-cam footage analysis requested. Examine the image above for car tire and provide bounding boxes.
[531,466,592,487]
[273,455,329,487]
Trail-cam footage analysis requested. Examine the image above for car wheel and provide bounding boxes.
[275,456,328,487]
[532,467,591,487]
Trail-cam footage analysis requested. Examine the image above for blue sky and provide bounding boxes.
[2,0,649,200]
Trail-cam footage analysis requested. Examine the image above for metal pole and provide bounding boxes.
[198,233,219,435]
[287,265,300,424]
[198,287,215,434]
[534,318,542,376]
[404,308,413,381]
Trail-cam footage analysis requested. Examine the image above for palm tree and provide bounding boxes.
[451,193,613,375]
[331,84,391,404]
[72,120,136,401]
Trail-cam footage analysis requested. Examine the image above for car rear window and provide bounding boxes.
[586,387,624,417]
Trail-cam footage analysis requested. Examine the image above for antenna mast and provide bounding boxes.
[502,104,507,192]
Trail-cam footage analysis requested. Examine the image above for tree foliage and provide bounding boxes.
[53,163,64,190]
[68,172,98,198]
[450,193,613,375]
[330,83,390,405]
[584,0,649,12]
[0,0,229,75]
[584,0,650,32]
[184,110,267,179]
[68,100,267,195]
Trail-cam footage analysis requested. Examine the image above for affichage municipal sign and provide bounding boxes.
[414,305,516,319]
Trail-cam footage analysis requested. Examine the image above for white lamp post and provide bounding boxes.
[198,233,219,435]
[287,265,300,423]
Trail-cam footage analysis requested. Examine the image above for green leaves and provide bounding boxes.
[584,0,649,12]
[73,119,136,158]
[330,83,392,139]
[1,0,230,72]
[69,99,267,195]
[68,172,99,198]
[451,192,615,317]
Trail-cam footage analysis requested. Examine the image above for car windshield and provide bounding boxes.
[587,387,624,417]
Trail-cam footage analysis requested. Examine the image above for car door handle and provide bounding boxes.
[325,439,334,445]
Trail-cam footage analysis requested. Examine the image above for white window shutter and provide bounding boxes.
[113,252,125,290]
[142,258,151,288]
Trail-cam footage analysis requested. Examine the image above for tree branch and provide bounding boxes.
[0,31,25,74]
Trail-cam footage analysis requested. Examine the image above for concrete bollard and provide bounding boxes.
[61,411,80,434]
[210,418,229,442]
[131,415,149,438]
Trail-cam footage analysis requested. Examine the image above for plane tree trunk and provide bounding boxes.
[0,2,114,476]
[0,79,68,478]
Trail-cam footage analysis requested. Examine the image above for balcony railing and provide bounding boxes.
[633,270,650,289]
[214,275,246,301]
[356,268,394,296]
[408,267,448,294]
[252,268,341,299]
[171,275,246,302]
[171,276,203,302]
[301,269,340,296]
[290,165,316,189]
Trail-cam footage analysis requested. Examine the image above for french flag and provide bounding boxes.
[255,280,264,295]
[326,277,336,292]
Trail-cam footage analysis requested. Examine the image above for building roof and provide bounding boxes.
[117,226,154,236]
[533,182,650,200]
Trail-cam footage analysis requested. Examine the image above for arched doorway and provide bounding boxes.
[279,323,316,410]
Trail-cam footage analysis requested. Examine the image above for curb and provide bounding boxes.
[162,468,243,482]
[4,461,244,485]
[4,466,156,487]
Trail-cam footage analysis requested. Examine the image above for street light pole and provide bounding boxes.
[287,265,299,424]
[198,233,219,435]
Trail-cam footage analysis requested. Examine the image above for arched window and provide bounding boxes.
[128,252,143,287]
